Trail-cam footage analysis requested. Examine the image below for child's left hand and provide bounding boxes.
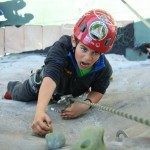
[60,101,90,119]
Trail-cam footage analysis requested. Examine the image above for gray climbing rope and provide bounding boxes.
[71,98,150,127]
[49,95,150,127]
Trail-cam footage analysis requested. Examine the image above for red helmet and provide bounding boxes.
[74,9,117,53]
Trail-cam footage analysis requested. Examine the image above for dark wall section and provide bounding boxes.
[108,21,134,56]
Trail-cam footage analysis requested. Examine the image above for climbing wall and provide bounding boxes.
[108,21,134,56]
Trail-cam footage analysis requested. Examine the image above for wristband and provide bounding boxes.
[84,99,92,109]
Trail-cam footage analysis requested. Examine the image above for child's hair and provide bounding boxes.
[74,36,79,46]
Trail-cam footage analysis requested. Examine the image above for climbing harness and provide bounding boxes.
[29,66,44,93]
[50,94,150,127]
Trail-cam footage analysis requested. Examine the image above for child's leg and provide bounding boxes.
[7,80,38,102]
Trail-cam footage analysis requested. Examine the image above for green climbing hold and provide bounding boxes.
[45,132,66,149]
[71,126,106,150]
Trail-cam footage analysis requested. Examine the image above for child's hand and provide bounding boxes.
[31,111,52,136]
[60,101,90,119]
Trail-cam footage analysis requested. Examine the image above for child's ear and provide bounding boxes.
[71,35,76,47]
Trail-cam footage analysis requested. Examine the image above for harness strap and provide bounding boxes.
[29,66,44,93]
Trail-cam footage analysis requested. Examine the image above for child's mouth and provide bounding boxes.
[80,62,90,69]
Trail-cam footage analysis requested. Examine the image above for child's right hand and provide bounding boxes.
[31,111,52,136]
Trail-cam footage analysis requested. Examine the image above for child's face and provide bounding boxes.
[75,42,101,70]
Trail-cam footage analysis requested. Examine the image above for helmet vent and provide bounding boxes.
[78,16,86,27]
[104,38,111,46]
[80,22,87,33]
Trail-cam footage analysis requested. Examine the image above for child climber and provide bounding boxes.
[4,9,117,136]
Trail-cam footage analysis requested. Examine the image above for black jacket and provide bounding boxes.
[44,35,112,97]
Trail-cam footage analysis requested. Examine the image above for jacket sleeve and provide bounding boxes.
[43,36,70,86]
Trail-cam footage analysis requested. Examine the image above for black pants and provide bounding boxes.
[7,80,38,102]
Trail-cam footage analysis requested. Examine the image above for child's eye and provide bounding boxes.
[93,51,101,56]
[80,46,87,52]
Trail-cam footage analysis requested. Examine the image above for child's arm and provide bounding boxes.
[86,91,103,104]
[32,77,56,136]
[60,91,103,119]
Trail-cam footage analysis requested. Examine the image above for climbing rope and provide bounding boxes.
[49,95,150,127]
[71,98,150,127]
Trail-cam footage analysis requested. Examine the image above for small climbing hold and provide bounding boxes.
[71,126,106,150]
[45,132,66,149]
[32,121,53,137]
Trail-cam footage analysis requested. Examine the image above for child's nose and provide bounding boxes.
[85,53,92,61]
